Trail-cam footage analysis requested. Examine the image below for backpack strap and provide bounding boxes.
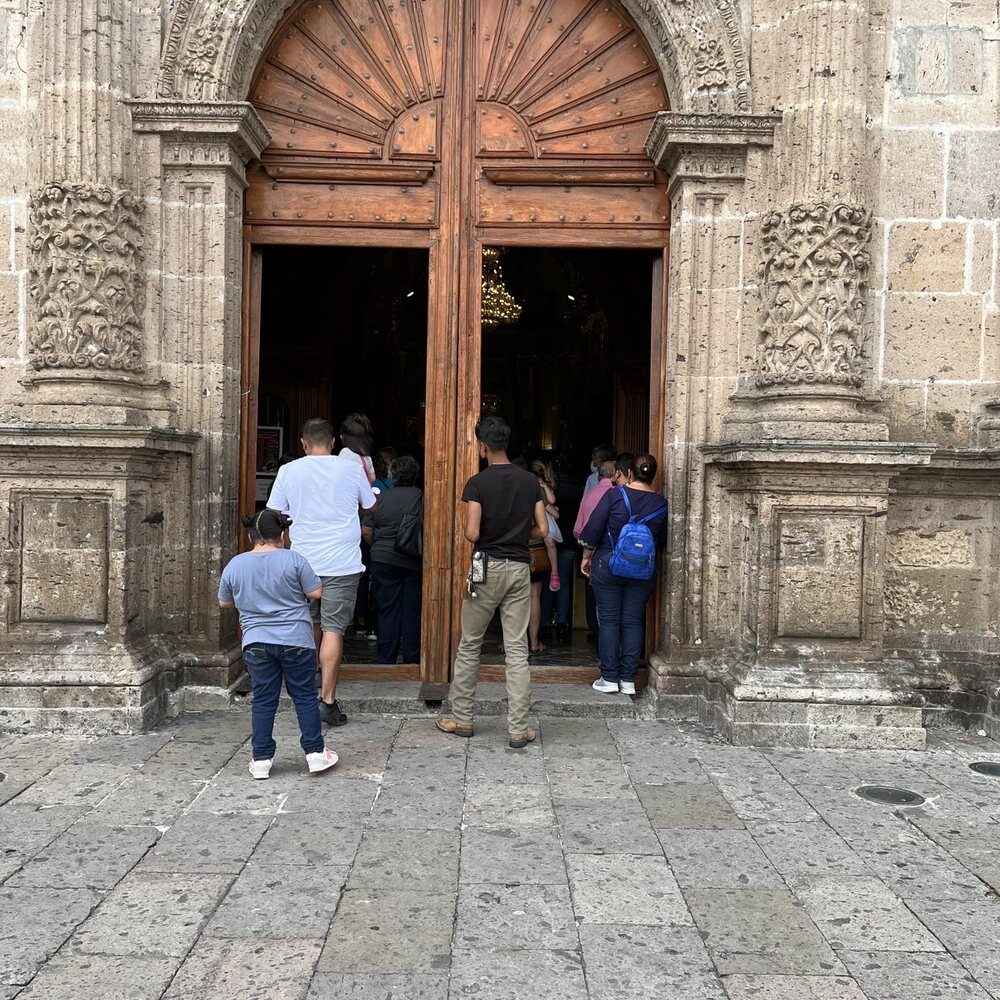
[618,485,633,518]
[638,503,668,526]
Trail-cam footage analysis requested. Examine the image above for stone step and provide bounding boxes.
[258,680,644,720]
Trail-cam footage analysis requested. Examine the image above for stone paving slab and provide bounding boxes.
[15,952,178,1000]
[721,975,868,1000]
[449,948,589,999]
[308,973,449,999]
[6,821,159,890]
[789,875,944,953]
[164,937,323,999]
[3,711,1000,998]
[841,950,994,999]
[454,882,578,952]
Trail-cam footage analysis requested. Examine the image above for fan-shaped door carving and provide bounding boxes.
[247,0,669,230]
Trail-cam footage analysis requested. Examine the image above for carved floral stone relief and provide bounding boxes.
[757,202,873,390]
[28,183,146,373]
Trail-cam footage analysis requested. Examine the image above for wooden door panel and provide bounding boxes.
[247,0,669,682]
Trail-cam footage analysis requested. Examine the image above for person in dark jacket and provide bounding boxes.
[363,455,423,664]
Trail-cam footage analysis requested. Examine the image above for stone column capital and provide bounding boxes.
[130,101,270,180]
[645,111,781,191]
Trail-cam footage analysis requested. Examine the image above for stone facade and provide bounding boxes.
[0,0,996,744]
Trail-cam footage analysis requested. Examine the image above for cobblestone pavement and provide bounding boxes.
[2,711,1000,999]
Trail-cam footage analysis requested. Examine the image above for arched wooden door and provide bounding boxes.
[242,0,670,683]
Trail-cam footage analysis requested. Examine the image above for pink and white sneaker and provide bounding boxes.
[306,747,339,774]
[249,758,273,780]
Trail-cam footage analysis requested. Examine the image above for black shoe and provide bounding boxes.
[555,624,571,645]
[319,698,348,727]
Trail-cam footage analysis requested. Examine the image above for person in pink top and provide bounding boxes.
[575,458,616,645]
[574,459,616,540]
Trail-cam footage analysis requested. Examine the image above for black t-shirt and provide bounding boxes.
[554,471,584,550]
[462,463,544,563]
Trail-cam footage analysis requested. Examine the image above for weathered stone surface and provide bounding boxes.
[367,782,464,830]
[660,828,784,888]
[686,888,844,975]
[6,822,158,890]
[307,973,448,1000]
[251,814,364,868]
[554,798,662,854]
[883,292,984,381]
[566,854,691,925]
[578,924,725,1000]
[89,773,206,826]
[16,952,178,999]
[790,876,944,953]
[841,950,993,1000]
[0,887,102,986]
[449,949,588,1000]
[454,883,578,952]
[750,821,869,878]
[138,812,272,874]
[204,864,346,939]
[888,223,968,292]
[164,938,323,999]
[318,889,456,973]
[348,828,459,890]
[721,976,867,1000]
[459,826,568,885]
[464,782,556,827]
[68,872,232,958]
[635,781,744,829]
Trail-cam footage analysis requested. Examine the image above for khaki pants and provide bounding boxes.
[448,558,532,734]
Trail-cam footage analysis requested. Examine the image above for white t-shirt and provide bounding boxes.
[267,455,376,577]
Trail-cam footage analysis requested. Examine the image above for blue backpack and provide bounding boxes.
[608,487,667,581]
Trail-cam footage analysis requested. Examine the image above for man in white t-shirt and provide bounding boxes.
[267,418,377,727]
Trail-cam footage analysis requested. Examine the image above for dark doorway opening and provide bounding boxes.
[256,245,429,668]
[256,246,429,497]
[479,247,657,667]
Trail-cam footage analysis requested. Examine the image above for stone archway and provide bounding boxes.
[134,0,781,717]
[158,0,752,113]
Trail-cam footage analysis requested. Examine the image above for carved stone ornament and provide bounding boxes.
[757,203,873,391]
[29,183,146,373]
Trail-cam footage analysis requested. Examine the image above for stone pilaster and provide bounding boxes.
[28,0,149,387]
[704,3,932,747]
[726,0,887,443]
[644,111,779,707]
[131,102,269,698]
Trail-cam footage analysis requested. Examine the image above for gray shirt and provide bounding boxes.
[218,549,320,649]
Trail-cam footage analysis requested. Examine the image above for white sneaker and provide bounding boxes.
[249,758,273,780]
[592,678,620,694]
[306,747,339,774]
[620,681,636,696]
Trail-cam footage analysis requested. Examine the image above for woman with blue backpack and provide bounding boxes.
[579,453,667,696]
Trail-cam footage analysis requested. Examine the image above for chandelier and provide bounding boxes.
[481,248,522,328]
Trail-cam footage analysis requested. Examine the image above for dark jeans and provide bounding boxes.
[585,577,599,639]
[243,643,324,759]
[371,562,421,664]
[591,553,654,683]
[541,547,576,626]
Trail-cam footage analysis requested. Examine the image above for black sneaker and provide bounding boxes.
[319,698,348,727]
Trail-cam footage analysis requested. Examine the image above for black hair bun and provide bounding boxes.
[241,514,255,529]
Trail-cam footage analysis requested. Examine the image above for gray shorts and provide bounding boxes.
[310,573,362,635]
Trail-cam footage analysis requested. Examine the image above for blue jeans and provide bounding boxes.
[371,562,421,664]
[540,547,576,626]
[591,553,654,683]
[243,643,324,759]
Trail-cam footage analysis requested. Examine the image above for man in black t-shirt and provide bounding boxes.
[436,416,548,749]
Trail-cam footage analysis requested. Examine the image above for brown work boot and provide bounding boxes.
[436,717,474,738]
[508,728,536,750]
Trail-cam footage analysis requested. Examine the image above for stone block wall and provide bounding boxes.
[876,0,1000,443]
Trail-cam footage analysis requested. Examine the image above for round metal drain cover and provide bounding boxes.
[855,785,925,806]
[969,761,1000,777]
